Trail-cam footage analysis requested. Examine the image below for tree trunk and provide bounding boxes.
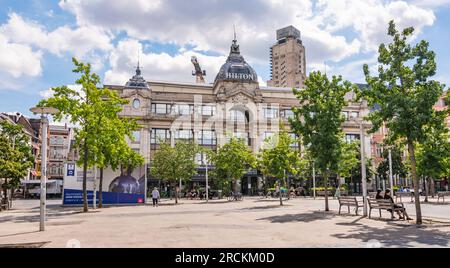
[98,168,104,208]
[424,177,429,203]
[174,182,178,204]
[82,138,89,213]
[324,172,329,211]
[2,178,8,210]
[279,179,283,206]
[407,139,422,225]
[430,179,435,197]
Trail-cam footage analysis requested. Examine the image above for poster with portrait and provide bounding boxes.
[63,162,146,205]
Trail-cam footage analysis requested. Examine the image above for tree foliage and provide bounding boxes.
[0,121,34,208]
[150,140,199,204]
[209,137,255,195]
[290,71,355,211]
[258,125,301,205]
[38,58,139,212]
[361,20,448,224]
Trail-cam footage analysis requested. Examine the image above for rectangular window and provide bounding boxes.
[264,108,279,119]
[263,132,275,140]
[151,129,170,144]
[202,105,216,116]
[151,103,171,114]
[196,152,209,165]
[342,111,349,120]
[228,132,250,146]
[281,109,294,119]
[230,110,247,122]
[350,111,359,119]
[345,134,360,143]
[289,133,299,148]
[376,144,383,158]
[198,130,216,145]
[175,129,193,141]
[174,104,194,115]
[132,131,140,143]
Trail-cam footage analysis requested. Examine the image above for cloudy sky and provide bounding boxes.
[0,0,449,116]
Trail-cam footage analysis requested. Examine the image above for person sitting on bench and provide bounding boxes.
[384,189,412,220]
[375,189,384,199]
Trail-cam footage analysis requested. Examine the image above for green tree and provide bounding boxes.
[258,126,300,205]
[361,21,448,224]
[93,113,141,209]
[0,121,34,209]
[417,115,450,201]
[290,71,355,211]
[209,137,255,198]
[337,141,360,182]
[376,144,408,186]
[38,58,135,212]
[150,140,199,204]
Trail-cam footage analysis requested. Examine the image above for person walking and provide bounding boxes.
[151,187,160,207]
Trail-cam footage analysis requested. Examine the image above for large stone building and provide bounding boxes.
[106,34,373,195]
[267,26,307,89]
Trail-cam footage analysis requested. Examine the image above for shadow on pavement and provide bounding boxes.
[240,205,286,210]
[331,222,450,247]
[256,211,337,223]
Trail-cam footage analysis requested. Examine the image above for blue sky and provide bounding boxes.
[0,0,449,118]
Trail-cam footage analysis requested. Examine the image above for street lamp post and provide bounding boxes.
[359,122,368,217]
[203,159,209,203]
[30,107,59,232]
[388,148,394,190]
[312,162,316,199]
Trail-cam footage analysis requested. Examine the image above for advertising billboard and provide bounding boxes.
[63,162,146,205]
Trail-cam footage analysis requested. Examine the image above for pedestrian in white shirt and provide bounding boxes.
[151,187,160,207]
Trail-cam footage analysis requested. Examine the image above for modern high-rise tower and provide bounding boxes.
[267,26,306,88]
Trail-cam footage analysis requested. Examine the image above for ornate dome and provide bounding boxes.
[215,38,258,83]
[125,63,149,89]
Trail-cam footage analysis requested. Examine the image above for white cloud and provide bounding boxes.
[0,33,42,78]
[0,13,113,58]
[59,0,436,70]
[104,39,226,85]
[412,0,450,8]
[0,12,113,83]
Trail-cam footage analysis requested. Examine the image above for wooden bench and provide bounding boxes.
[338,197,363,215]
[395,191,414,203]
[437,191,450,203]
[316,190,333,197]
[0,200,7,211]
[368,198,406,220]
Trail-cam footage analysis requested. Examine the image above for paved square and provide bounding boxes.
[0,197,449,248]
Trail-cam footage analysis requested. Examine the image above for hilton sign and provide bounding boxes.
[226,72,255,81]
